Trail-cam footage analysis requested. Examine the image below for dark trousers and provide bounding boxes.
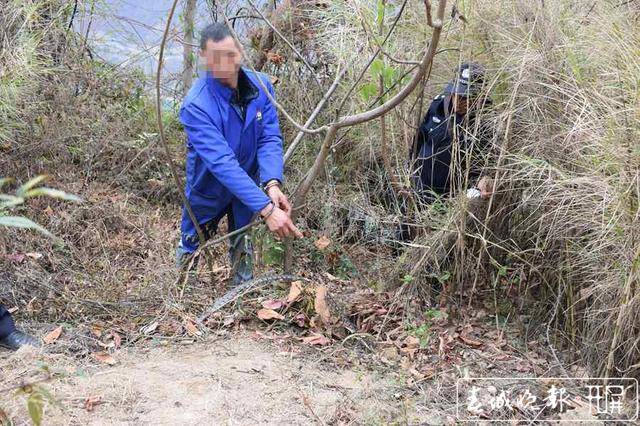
[0,304,16,339]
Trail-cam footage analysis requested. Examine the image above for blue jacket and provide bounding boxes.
[179,68,284,245]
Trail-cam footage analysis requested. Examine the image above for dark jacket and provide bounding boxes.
[0,304,16,339]
[411,93,490,200]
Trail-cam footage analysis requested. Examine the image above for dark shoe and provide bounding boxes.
[176,245,198,271]
[0,330,41,351]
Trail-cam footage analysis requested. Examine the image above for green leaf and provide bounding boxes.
[0,216,53,237]
[382,65,396,88]
[359,82,378,102]
[376,0,385,26]
[370,58,384,78]
[27,391,43,426]
[25,187,82,202]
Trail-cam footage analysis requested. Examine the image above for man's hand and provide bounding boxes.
[261,203,303,239]
[477,176,494,200]
[266,184,292,216]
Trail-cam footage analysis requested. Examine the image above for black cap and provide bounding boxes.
[444,62,485,98]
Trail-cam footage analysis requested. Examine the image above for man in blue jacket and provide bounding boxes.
[176,23,302,284]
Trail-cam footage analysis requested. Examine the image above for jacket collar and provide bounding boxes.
[204,67,258,103]
[203,67,262,131]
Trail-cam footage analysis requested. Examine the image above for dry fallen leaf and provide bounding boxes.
[111,331,122,349]
[92,352,117,365]
[459,332,483,347]
[300,333,331,346]
[184,321,201,336]
[257,308,284,321]
[25,252,43,260]
[43,326,62,344]
[84,395,102,412]
[314,235,331,250]
[286,280,303,303]
[314,285,332,324]
[90,326,103,338]
[261,299,285,310]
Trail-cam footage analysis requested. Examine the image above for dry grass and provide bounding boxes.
[281,0,640,378]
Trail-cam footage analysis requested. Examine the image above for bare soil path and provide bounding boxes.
[1,333,419,425]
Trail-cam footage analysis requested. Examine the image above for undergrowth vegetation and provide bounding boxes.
[1,0,638,382]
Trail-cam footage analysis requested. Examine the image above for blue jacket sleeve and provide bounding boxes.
[180,103,271,213]
[257,77,285,185]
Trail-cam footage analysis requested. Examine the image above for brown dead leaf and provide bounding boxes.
[401,335,421,358]
[184,321,201,336]
[257,308,284,321]
[459,332,483,347]
[314,285,332,324]
[90,326,103,338]
[314,235,331,250]
[6,253,25,264]
[43,326,62,344]
[110,331,122,349]
[91,352,117,365]
[300,333,331,346]
[261,299,284,310]
[286,280,303,303]
[84,395,102,412]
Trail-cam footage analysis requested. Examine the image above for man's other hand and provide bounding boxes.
[266,185,292,216]
[261,204,303,239]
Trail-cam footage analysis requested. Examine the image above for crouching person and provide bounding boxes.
[410,62,494,203]
[175,23,302,284]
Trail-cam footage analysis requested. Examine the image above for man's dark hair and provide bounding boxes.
[199,23,233,49]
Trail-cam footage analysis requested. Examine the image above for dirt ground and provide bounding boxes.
[1,321,629,425]
[1,333,428,425]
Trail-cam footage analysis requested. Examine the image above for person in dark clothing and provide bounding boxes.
[410,62,493,203]
[0,304,39,350]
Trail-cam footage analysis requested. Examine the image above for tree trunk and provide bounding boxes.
[182,0,197,97]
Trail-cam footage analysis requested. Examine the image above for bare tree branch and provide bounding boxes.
[219,6,327,135]
[335,0,410,117]
[156,0,206,244]
[291,0,448,212]
[283,64,347,163]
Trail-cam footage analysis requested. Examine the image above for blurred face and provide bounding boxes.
[452,94,469,116]
[200,36,243,88]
